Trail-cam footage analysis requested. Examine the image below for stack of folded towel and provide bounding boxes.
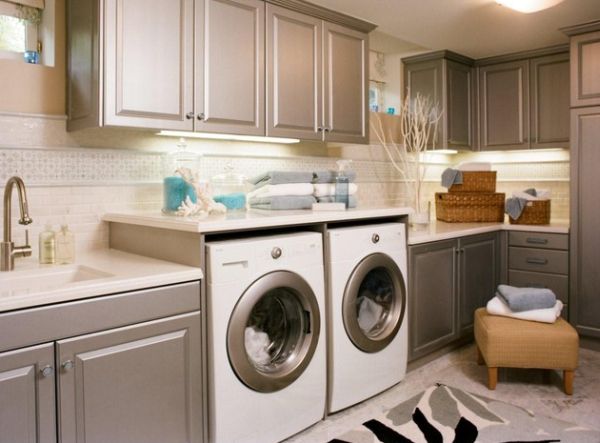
[247,171,316,210]
[486,284,562,323]
[505,188,551,220]
[312,170,358,208]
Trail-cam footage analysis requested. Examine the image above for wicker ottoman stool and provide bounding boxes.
[474,308,579,394]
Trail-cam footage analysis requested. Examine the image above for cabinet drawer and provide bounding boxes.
[508,270,568,302]
[508,231,568,250]
[509,247,568,274]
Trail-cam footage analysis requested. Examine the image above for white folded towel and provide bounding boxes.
[512,190,552,201]
[457,162,492,171]
[486,295,563,324]
[313,183,358,197]
[248,183,314,199]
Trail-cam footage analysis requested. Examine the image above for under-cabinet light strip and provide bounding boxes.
[157,130,300,144]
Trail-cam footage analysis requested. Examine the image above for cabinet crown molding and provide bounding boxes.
[402,50,474,66]
[265,0,377,33]
[475,44,569,66]
[561,20,600,37]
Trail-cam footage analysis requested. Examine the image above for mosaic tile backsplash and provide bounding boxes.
[0,113,570,255]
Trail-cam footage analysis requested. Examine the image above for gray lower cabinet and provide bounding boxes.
[58,312,201,443]
[409,233,499,361]
[0,343,56,443]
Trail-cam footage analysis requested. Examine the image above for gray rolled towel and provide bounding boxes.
[249,195,316,210]
[316,195,358,208]
[497,284,557,312]
[505,197,527,220]
[249,171,314,188]
[312,170,357,183]
[441,168,463,188]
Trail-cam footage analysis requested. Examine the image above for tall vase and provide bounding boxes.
[409,200,430,230]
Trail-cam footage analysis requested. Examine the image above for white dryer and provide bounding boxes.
[206,232,326,443]
[326,222,408,413]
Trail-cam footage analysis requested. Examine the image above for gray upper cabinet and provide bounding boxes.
[478,59,530,150]
[403,52,475,150]
[530,53,570,148]
[196,0,265,135]
[568,30,600,107]
[102,0,195,130]
[266,4,322,140]
[323,22,369,143]
[0,343,55,443]
[58,312,202,443]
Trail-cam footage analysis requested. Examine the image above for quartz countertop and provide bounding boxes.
[103,206,413,233]
[0,249,204,313]
[408,220,570,245]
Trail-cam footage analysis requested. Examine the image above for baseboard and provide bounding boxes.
[407,336,474,372]
[580,336,600,352]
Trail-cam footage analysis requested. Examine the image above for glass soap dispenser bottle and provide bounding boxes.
[39,224,56,264]
[335,159,353,208]
[55,224,75,264]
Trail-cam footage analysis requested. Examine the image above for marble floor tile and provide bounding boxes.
[285,344,600,443]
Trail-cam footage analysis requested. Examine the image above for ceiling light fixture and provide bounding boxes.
[495,0,565,13]
[157,130,301,144]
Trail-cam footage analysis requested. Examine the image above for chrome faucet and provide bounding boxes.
[1,176,33,271]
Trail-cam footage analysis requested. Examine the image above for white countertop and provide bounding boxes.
[408,220,570,245]
[0,249,203,313]
[103,206,413,233]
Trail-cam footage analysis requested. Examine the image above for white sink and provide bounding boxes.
[0,265,114,298]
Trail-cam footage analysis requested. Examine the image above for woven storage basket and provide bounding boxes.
[509,200,551,225]
[436,192,505,222]
[449,171,497,193]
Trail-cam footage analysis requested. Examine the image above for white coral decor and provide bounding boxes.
[174,167,227,216]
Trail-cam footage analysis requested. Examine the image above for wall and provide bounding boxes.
[0,0,65,115]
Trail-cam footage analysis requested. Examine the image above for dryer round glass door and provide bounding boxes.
[227,271,321,393]
[343,253,406,353]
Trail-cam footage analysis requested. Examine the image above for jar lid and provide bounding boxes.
[210,164,247,186]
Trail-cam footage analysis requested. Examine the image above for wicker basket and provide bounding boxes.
[509,200,551,225]
[449,171,497,193]
[436,192,505,223]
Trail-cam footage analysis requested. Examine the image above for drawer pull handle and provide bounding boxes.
[526,258,548,265]
[526,237,548,245]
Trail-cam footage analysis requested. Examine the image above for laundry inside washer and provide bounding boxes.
[356,267,395,334]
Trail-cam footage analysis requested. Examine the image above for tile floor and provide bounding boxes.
[286,344,600,442]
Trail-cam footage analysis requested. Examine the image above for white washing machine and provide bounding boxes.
[326,222,408,413]
[206,232,326,443]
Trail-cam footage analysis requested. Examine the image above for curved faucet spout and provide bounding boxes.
[2,176,33,271]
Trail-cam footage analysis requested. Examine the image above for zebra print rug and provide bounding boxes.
[329,384,600,443]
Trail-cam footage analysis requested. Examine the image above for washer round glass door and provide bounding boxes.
[343,253,406,353]
[227,271,321,393]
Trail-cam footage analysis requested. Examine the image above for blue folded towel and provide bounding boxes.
[497,284,557,312]
[441,168,463,188]
[312,170,357,183]
[505,197,528,220]
[249,171,313,188]
[249,195,316,210]
[316,195,358,208]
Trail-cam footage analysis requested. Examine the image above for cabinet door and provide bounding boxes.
[458,233,499,336]
[530,53,570,148]
[266,5,322,140]
[408,239,458,361]
[323,22,368,143]
[447,60,475,149]
[479,60,530,150]
[57,312,201,443]
[196,0,265,135]
[403,58,444,147]
[103,0,194,130]
[570,107,600,337]
[0,343,55,443]
[570,30,600,107]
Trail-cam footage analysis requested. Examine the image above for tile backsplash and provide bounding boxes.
[0,113,570,255]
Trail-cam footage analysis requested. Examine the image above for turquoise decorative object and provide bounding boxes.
[163,176,197,213]
[214,193,246,211]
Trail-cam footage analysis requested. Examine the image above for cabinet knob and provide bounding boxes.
[371,234,380,244]
[40,365,54,377]
[317,127,323,132]
[61,360,74,371]
[271,247,282,259]
[197,113,205,121]
[324,127,331,132]
[185,112,194,120]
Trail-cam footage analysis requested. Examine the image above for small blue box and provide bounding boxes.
[24,51,39,64]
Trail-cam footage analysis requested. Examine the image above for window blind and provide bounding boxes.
[6,0,44,10]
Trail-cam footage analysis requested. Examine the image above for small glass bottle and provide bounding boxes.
[335,160,353,208]
[39,224,56,264]
[210,164,249,211]
[55,224,75,264]
[162,138,202,214]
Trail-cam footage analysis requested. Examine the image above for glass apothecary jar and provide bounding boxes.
[210,164,249,211]
[162,138,202,214]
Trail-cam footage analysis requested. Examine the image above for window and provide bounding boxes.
[0,0,41,61]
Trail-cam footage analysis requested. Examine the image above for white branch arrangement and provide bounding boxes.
[370,92,442,215]
[175,167,227,217]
